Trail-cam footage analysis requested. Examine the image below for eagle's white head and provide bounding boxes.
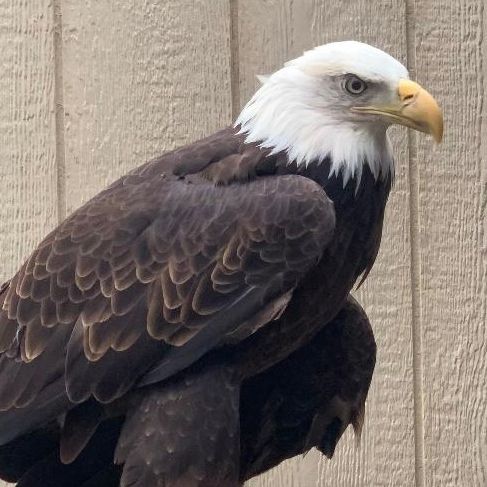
[236,41,443,185]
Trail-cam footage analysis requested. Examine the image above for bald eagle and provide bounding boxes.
[0,41,442,487]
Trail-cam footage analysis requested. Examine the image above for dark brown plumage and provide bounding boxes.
[0,296,375,487]
[239,296,376,480]
[0,127,387,486]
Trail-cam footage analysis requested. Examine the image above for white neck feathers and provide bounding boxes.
[235,67,394,187]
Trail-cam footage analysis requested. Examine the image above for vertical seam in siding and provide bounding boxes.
[229,0,240,121]
[405,2,425,486]
[53,0,66,223]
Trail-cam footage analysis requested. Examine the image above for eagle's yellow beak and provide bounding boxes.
[351,79,443,143]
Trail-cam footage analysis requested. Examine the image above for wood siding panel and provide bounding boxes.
[239,1,416,486]
[0,0,59,281]
[411,1,487,485]
[61,0,232,213]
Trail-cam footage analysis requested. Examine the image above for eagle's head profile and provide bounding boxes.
[236,41,443,184]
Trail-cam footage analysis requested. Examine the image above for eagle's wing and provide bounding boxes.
[114,295,376,487]
[239,295,376,480]
[0,135,335,444]
[0,296,374,487]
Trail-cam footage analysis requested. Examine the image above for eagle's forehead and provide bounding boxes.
[287,40,409,82]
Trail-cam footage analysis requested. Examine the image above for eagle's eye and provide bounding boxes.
[344,75,367,95]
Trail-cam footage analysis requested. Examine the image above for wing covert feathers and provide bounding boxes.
[0,127,335,424]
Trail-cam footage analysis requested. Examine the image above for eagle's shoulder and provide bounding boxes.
[166,127,279,185]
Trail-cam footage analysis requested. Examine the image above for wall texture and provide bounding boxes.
[0,0,485,486]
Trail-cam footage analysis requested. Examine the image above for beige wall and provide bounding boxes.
[0,0,485,486]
